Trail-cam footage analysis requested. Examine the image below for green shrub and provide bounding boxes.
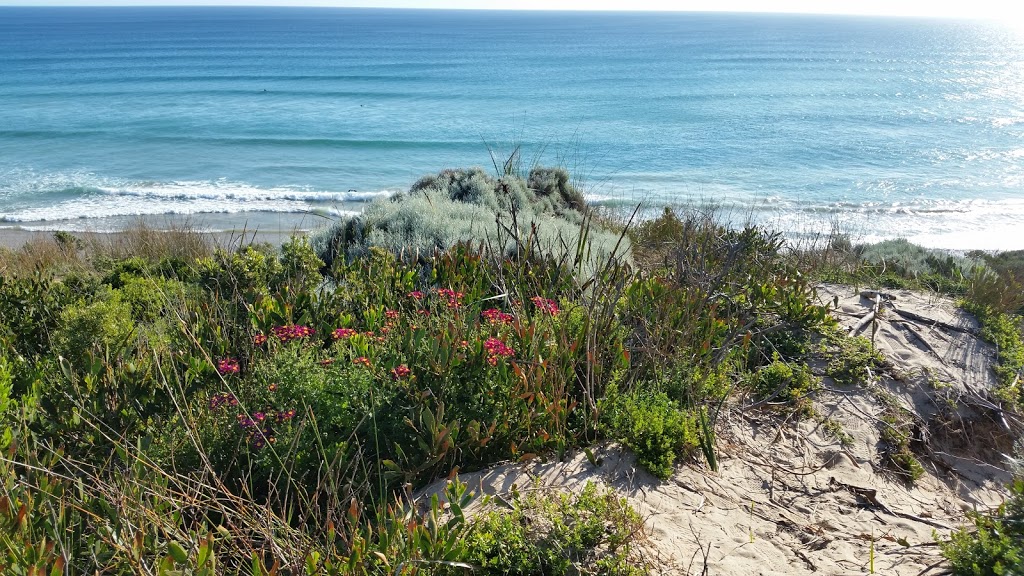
[52,289,135,365]
[962,303,1024,407]
[279,235,325,293]
[466,481,647,576]
[878,404,925,483]
[603,386,698,479]
[194,243,283,297]
[967,250,1024,315]
[0,273,98,361]
[314,167,628,279]
[824,331,886,387]
[752,358,819,416]
[940,479,1024,575]
[850,238,981,294]
[858,239,979,279]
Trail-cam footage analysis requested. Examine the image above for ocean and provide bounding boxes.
[1,7,1022,250]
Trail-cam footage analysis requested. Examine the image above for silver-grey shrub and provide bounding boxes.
[315,167,628,279]
[856,238,985,278]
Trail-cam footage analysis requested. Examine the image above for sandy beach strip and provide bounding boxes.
[0,227,312,251]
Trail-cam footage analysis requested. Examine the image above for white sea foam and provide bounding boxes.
[0,173,392,223]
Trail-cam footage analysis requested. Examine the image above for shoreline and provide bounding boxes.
[0,212,332,250]
[4,217,1021,256]
[0,226,312,251]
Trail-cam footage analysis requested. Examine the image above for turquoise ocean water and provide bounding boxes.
[1,7,1023,249]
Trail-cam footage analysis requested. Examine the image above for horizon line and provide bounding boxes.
[0,4,1003,21]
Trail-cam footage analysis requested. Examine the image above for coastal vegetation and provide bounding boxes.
[0,166,1021,574]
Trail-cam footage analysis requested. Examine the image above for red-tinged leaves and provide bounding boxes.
[348,497,359,521]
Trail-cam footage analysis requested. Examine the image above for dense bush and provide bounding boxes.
[602,386,699,479]
[941,478,1024,575]
[466,482,646,575]
[962,302,1024,408]
[824,331,887,388]
[314,166,627,279]
[751,358,819,416]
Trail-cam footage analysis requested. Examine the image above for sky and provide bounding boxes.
[0,0,1021,22]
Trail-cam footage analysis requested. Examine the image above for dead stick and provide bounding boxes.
[850,294,881,336]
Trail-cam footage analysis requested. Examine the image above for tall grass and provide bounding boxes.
[0,220,215,278]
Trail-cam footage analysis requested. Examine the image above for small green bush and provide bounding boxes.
[752,358,819,416]
[466,481,647,576]
[195,243,283,296]
[852,238,981,294]
[858,239,979,279]
[967,250,1024,315]
[878,407,925,483]
[603,386,698,479]
[962,303,1024,408]
[279,235,325,293]
[824,331,886,387]
[940,479,1024,575]
[52,289,135,365]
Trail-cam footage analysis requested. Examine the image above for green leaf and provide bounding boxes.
[197,539,211,567]
[167,541,188,564]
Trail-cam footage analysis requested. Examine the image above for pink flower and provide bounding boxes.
[482,308,514,325]
[353,356,371,367]
[274,409,297,424]
[272,324,315,343]
[390,364,411,380]
[407,290,424,300]
[437,288,464,309]
[253,333,268,346]
[385,309,400,319]
[208,392,237,410]
[531,296,559,316]
[216,358,240,375]
[332,328,357,340]
[482,337,515,364]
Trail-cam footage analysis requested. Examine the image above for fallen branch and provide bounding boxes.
[890,308,978,337]
[860,289,899,301]
[828,478,951,530]
[850,294,882,336]
[892,320,944,362]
